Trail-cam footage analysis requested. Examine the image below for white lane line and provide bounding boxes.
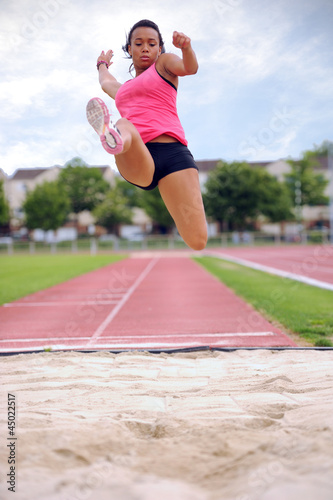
[1,344,198,352]
[3,301,120,307]
[205,251,333,291]
[0,332,275,344]
[0,338,277,353]
[87,258,159,346]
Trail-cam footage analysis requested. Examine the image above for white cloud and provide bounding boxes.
[238,128,300,162]
[0,141,57,175]
[0,0,332,175]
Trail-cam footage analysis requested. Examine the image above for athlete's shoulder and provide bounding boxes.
[156,53,181,79]
[157,52,180,66]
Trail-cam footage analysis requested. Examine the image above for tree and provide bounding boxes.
[93,180,133,235]
[138,187,174,233]
[285,150,329,207]
[58,157,110,213]
[307,140,332,157]
[203,161,293,230]
[106,178,175,234]
[114,178,142,208]
[23,181,71,231]
[0,180,10,226]
[255,168,294,223]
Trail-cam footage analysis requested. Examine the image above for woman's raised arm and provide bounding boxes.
[160,32,198,77]
[97,50,122,99]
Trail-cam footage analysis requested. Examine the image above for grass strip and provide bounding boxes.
[0,254,126,305]
[194,256,333,347]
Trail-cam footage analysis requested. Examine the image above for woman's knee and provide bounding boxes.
[185,227,208,251]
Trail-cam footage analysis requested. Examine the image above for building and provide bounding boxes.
[4,165,115,233]
[196,159,220,189]
[6,166,61,227]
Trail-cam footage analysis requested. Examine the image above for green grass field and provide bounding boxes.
[195,256,333,347]
[0,254,126,305]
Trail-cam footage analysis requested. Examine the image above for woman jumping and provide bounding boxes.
[86,19,207,250]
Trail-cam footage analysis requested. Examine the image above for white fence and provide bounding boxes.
[0,230,331,255]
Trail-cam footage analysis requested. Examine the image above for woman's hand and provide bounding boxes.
[97,49,114,67]
[172,31,192,50]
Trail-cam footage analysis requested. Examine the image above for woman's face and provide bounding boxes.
[128,26,162,70]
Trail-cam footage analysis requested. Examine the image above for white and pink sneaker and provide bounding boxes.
[86,97,123,154]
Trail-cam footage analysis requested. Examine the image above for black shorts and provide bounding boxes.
[129,141,199,191]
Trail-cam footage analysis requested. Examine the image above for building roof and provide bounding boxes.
[8,155,329,183]
[11,167,58,181]
[196,159,284,172]
[196,159,220,172]
[247,156,330,171]
[10,164,112,181]
[248,161,273,169]
[90,165,111,173]
[313,156,329,170]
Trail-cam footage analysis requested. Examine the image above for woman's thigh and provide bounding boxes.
[115,119,155,188]
[158,169,207,250]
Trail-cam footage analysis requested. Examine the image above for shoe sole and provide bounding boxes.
[86,98,123,154]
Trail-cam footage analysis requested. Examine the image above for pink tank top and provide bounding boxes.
[115,62,187,145]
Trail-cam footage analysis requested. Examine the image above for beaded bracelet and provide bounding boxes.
[97,60,109,70]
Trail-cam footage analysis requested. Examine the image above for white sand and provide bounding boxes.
[0,349,333,500]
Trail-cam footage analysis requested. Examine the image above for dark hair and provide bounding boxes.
[122,19,165,74]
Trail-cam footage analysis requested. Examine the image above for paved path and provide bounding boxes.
[0,254,296,353]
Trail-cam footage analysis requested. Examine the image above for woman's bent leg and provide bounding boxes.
[115,118,155,188]
[87,99,154,188]
[158,169,207,251]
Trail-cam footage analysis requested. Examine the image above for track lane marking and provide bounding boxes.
[0,332,276,344]
[3,301,120,307]
[86,258,159,346]
[0,334,279,353]
[205,251,333,291]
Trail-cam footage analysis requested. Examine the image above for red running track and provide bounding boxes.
[0,255,295,353]
[207,245,333,289]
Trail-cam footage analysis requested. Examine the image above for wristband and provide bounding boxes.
[97,60,109,70]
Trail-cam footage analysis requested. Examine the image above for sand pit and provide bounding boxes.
[1,349,333,500]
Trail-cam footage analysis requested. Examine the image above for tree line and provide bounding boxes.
[0,142,330,236]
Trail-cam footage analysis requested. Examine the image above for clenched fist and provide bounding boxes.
[172,31,192,50]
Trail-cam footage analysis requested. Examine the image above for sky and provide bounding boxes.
[0,0,333,177]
